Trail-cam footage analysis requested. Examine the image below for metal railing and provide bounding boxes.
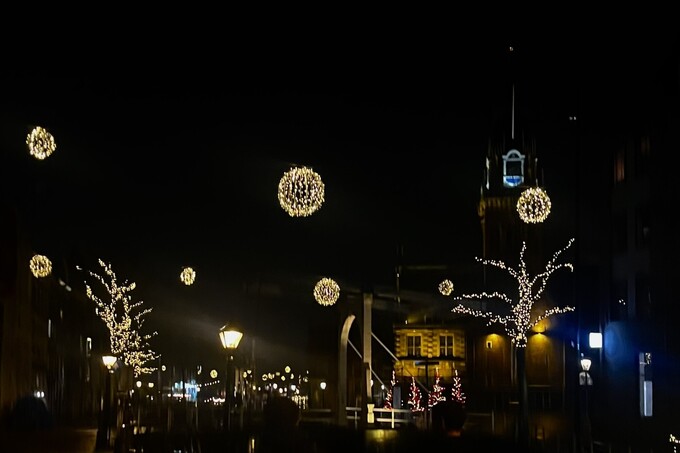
[373,408,413,429]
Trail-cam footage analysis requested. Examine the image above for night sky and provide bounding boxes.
[1,25,677,374]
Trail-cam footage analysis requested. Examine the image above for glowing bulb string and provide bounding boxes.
[450,238,576,347]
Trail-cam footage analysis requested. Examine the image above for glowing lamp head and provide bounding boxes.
[320,381,327,390]
[219,324,243,350]
[102,355,117,370]
[580,357,592,372]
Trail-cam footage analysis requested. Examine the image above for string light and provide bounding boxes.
[670,434,680,453]
[450,238,576,347]
[314,277,340,306]
[428,368,446,408]
[517,187,551,223]
[30,254,52,278]
[83,259,158,377]
[451,369,466,405]
[26,126,56,160]
[278,166,325,217]
[438,279,454,296]
[180,267,196,285]
[408,377,424,412]
[383,370,398,409]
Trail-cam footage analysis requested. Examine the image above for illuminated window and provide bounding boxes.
[407,335,421,356]
[502,149,525,187]
[439,335,454,356]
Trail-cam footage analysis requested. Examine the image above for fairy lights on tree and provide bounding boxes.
[383,370,397,409]
[428,368,445,408]
[451,369,466,405]
[408,377,424,412]
[81,259,158,377]
[449,238,576,347]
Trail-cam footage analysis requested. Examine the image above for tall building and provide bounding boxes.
[571,40,680,448]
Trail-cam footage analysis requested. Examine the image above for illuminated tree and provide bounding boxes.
[428,368,445,408]
[449,238,575,348]
[408,377,423,412]
[81,259,158,377]
[448,238,575,445]
[451,369,466,405]
[383,370,397,409]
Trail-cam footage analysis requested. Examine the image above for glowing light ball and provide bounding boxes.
[180,267,196,285]
[26,126,56,160]
[438,279,454,296]
[517,187,551,223]
[278,166,325,217]
[314,277,340,306]
[30,254,52,278]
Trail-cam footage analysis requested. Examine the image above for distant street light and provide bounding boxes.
[579,356,594,450]
[219,324,243,431]
[320,381,327,408]
[96,355,117,450]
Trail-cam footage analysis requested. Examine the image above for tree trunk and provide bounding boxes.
[516,346,529,447]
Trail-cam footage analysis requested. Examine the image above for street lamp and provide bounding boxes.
[579,356,593,450]
[219,324,243,431]
[96,355,117,450]
[320,381,327,408]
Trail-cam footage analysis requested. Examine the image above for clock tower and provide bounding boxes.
[478,62,545,272]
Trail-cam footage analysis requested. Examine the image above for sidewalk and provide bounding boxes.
[0,427,99,453]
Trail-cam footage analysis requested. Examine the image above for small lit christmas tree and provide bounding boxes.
[408,377,424,412]
[428,368,445,408]
[451,369,466,405]
[384,370,397,409]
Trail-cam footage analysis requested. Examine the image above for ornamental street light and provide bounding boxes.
[219,324,243,431]
[96,355,117,450]
[579,356,593,451]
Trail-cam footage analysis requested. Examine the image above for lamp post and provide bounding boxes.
[96,355,117,450]
[579,356,593,451]
[219,324,243,431]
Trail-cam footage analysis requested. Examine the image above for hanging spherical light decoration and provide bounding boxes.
[30,254,52,278]
[278,166,325,217]
[180,267,196,285]
[517,187,551,224]
[438,279,454,296]
[314,277,340,306]
[26,126,57,160]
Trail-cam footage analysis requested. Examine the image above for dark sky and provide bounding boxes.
[1,26,677,373]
